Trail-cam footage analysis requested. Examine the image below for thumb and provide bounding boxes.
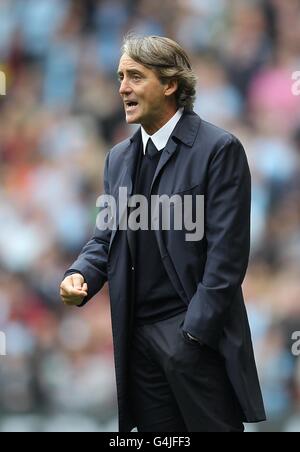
[72,274,84,290]
[82,283,88,293]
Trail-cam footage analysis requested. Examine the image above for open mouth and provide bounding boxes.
[125,101,138,111]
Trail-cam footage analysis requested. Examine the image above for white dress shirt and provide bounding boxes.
[141,108,184,154]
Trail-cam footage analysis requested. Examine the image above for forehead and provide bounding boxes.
[118,54,151,73]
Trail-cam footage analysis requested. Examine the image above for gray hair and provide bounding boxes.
[121,35,197,110]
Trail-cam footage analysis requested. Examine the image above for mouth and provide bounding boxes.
[124,101,139,113]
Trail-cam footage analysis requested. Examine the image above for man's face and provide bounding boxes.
[118,54,175,134]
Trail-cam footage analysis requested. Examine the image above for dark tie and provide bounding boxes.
[145,138,158,158]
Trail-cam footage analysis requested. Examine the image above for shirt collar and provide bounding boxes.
[141,108,184,154]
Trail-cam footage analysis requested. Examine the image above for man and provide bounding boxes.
[60,35,266,432]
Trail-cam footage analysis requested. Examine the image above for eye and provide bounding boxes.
[132,74,141,81]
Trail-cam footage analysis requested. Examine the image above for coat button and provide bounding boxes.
[131,266,135,271]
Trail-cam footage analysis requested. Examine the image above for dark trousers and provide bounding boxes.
[129,310,244,432]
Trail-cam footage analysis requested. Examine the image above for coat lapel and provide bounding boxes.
[150,110,201,194]
[150,138,178,195]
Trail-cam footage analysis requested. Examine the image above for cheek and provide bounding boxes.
[150,91,164,105]
[144,95,159,109]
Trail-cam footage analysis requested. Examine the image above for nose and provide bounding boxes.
[119,78,132,96]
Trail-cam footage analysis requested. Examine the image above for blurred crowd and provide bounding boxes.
[0,0,300,432]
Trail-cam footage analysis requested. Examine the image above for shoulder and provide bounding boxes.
[107,137,131,163]
[103,137,132,177]
[181,111,243,155]
[197,118,242,151]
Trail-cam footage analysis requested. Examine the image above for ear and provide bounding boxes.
[164,79,178,97]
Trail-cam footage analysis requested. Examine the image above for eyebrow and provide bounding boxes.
[117,69,144,76]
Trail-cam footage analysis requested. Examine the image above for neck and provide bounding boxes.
[143,105,178,135]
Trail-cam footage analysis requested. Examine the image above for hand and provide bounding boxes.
[60,274,88,306]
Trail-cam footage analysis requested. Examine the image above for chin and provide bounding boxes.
[126,114,141,125]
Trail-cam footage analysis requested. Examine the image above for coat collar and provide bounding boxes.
[123,109,201,195]
[129,109,201,148]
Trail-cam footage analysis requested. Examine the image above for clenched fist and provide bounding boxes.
[60,273,88,306]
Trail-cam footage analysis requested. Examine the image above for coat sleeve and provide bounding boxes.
[64,151,112,305]
[183,136,251,350]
